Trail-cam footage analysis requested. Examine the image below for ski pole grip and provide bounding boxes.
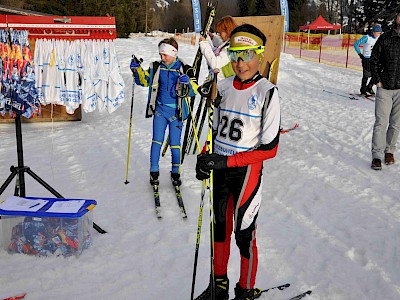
[132,54,143,64]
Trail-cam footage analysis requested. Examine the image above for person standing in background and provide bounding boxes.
[370,11,400,170]
[354,24,382,96]
[131,38,198,185]
[199,16,238,81]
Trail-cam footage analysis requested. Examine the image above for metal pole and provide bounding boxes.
[15,115,26,197]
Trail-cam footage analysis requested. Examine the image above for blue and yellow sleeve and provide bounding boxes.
[134,66,150,87]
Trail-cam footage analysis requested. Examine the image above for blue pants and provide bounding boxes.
[150,105,183,174]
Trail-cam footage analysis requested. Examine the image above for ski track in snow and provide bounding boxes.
[0,38,399,300]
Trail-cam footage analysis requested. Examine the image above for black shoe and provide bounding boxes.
[195,276,229,300]
[367,88,375,95]
[385,153,395,165]
[171,172,182,186]
[233,283,262,300]
[150,171,159,185]
[371,159,382,170]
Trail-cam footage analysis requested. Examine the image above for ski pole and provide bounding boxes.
[187,78,213,155]
[190,69,218,300]
[161,136,169,157]
[189,107,207,300]
[190,180,207,300]
[125,55,142,184]
[192,101,207,154]
[207,69,218,300]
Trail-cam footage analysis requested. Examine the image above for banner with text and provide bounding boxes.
[280,0,290,32]
[191,0,202,33]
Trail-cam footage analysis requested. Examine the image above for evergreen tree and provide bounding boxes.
[238,0,249,16]
[355,0,399,32]
[253,0,279,16]
[288,0,308,31]
[160,0,192,33]
[24,0,69,15]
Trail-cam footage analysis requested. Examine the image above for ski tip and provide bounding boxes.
[289,290,312,300]
[156,208,162,219]
[261,283,291,293]
[3,294,27,300]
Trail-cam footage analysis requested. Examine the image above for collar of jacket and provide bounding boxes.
[233,72,263,90]
[160,59,181,70]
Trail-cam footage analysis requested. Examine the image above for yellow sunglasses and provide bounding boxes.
[227,46,265,62]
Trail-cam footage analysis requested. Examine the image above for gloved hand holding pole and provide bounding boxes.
[125,55,142,184]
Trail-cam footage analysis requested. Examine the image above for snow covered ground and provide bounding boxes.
[0,37,400,300]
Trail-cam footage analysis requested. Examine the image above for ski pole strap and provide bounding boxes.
[176,70,190,98]
[176,82,190,98]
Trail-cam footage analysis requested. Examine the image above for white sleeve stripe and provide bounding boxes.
[261,87,281,145]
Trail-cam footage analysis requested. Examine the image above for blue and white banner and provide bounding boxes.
[191,0,202,33]
[280,0,289,32]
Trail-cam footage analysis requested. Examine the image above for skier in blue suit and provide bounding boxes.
[354,24,382,96]
[131,37,198,186]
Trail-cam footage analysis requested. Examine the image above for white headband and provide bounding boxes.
[159,43,178,58]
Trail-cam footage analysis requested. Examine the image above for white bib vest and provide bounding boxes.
[214,77,276,155]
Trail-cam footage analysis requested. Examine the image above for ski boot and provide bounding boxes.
[195,275,229,300]
[171,172,182,187]
[360,88,368,97]
[233,282,262,300]
[150,171,159,186]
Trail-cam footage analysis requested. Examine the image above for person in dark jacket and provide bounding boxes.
[370,11,400,170]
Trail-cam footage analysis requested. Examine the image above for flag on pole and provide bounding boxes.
[280,0,289,32]
[191,0,202,33]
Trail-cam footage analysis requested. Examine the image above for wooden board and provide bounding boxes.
[0,104,82,123]
[233,15,284,85]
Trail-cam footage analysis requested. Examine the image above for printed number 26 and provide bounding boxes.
[220,116,243,141]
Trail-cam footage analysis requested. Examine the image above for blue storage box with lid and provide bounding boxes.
[0,196,96,257]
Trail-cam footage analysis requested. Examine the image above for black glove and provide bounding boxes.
[195,153,228,180]
[358,53,365,60]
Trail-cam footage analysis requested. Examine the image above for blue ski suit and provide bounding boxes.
[134,59,197,174]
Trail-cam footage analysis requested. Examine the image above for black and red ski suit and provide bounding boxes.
[212,73,280,290]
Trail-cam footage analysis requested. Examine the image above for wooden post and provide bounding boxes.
[345,33,350,69]
[234,16,284,85]
[300,31,303,59]
[319,33,323,63]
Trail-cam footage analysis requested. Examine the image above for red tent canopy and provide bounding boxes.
[299,15,341,31]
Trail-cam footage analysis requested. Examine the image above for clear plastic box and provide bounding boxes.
[0,197,96,257]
